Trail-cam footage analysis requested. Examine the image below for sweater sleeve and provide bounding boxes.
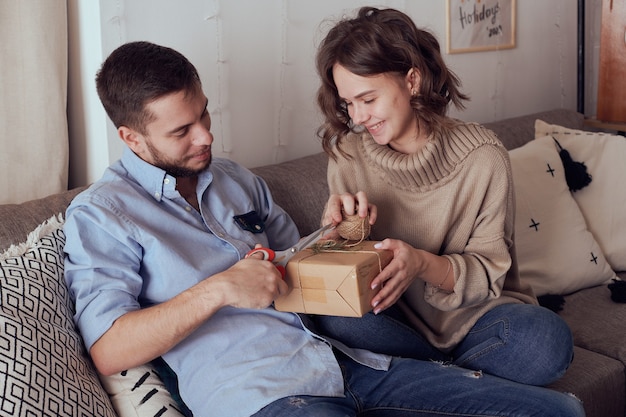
[423,145,525,310]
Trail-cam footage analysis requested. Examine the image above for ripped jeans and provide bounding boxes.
[253,350,584,417]
[313,303,575,386]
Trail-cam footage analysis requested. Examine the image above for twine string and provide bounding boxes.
[335,213,371,246]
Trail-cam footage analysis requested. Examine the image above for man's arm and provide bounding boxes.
[90,254,286,376]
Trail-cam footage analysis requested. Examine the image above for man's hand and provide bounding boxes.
[215,249,288,309]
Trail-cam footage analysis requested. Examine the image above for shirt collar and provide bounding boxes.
[120,147,214,202]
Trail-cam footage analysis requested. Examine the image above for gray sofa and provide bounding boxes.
[1,108,624,417]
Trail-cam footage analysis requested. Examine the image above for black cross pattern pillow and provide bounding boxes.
[509,136,615,296]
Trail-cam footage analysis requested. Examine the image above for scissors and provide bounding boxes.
[245,224,334,278]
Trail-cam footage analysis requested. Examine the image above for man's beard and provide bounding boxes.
[146,142,211,178]
[159,161,209,178]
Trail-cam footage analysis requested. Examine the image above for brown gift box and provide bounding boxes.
[274,241,393,317]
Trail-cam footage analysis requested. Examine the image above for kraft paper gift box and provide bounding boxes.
[274,240,393,317]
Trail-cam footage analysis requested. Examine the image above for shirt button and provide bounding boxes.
[185,206,192,212]
[154,192,161,198]
[164,178,170,185]
[218,233,224,238]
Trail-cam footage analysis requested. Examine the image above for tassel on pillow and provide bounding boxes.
[553,137,592,192]
[537,294,566,312]
[608,279,626,303]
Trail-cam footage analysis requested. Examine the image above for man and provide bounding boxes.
[64,41,584,417]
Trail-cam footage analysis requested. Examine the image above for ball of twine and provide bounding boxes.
[336,213,371,242]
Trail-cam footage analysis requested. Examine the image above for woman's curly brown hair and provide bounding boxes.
[316,7,469,158]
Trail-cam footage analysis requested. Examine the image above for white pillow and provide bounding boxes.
[99,363,187,417]
[509,136,616,295]
[535,119,626,271]
[0,215,117,417]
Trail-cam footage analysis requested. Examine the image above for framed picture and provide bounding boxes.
[446,0,516,54]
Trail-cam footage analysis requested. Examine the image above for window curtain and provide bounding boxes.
[0,0,69,204]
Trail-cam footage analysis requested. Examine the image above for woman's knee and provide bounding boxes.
[456,304,574,385]
[512,305,574,367]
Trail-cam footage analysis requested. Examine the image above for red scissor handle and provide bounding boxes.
[245,247,275,261]
[275,265,286,278]
[245,248,285,278]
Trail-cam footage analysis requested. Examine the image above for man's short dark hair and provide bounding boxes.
[96,41,202,134]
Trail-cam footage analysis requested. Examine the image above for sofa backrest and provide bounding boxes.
[482,108,584,151]
[250,151,329,237]
[0,186,86,252]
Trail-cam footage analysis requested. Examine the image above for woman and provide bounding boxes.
[316,6,573,387]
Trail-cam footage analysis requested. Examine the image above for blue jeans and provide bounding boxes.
[253,351,584,417]
[312,303,574,386]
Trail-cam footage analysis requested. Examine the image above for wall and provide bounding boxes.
[67,0,598,188]
[67,0,109,190]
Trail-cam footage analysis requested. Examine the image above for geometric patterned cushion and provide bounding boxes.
[0,216,117,416]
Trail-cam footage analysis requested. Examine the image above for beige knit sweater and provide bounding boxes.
[327,122,537,352]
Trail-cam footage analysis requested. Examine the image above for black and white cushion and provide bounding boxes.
[0,215,116,416]
[0,215,187,416]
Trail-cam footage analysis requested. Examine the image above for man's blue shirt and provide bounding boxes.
[63,148,390,417]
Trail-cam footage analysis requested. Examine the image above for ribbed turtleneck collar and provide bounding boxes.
[355,122,502,190]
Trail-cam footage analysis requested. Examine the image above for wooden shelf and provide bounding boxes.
[596,0,626,123]
[584,118,626,134]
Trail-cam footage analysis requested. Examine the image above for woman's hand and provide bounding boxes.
[322,191,377,228]
[370,239,454,314]
[369,238,424,314]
